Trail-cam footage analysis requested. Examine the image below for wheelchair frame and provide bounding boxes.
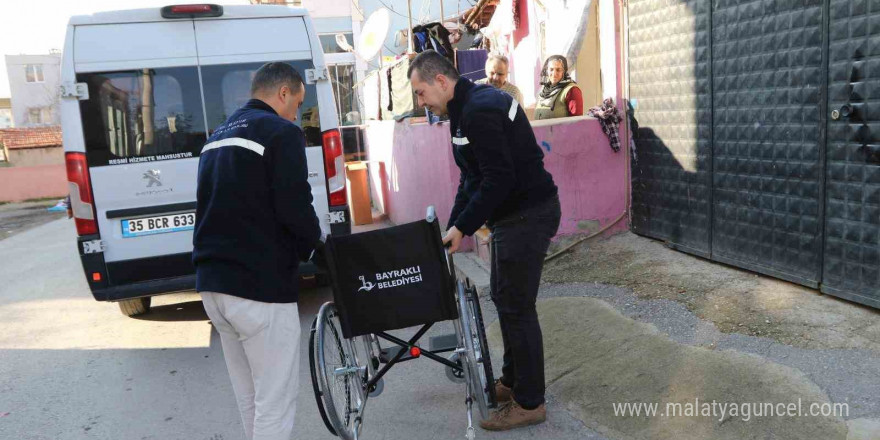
[308,207,496,440]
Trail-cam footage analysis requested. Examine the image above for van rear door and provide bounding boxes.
[194,17,331,236]
[73,22,207,266]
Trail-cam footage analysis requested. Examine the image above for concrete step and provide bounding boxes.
[452,251,490,298]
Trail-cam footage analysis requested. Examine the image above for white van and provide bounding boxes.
[61,4,351,316]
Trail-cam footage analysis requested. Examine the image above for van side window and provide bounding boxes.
[77,67,207,167]
[200,61,322,147]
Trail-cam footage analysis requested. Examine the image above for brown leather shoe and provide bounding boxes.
[479,400,546,431]
[494,379,512,403]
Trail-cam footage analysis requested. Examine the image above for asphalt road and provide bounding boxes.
[0,218,602,440]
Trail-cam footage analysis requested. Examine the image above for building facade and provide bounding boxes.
[5,53,62,128]
[0,98,12,129]
[251,0,363,125]
[0,126,63,167]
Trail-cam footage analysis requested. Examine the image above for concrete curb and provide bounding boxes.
[452,251,490,297]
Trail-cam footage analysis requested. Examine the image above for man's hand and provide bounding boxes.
[311,240,328,269]
[443,226,464,253]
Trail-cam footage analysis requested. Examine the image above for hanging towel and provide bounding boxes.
[455,49,488,81]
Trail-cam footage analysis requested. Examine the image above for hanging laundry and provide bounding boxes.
[588,98,623,152]
[455,49,488,81]
[411,22,455,62]
[386,67,394,112]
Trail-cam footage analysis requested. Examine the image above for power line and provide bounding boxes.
[375,0,412,19]
[350,0,366,17]
[417,0,431,24]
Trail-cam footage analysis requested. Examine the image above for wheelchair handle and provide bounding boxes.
[428,205,457,282]
[442,241,458,284]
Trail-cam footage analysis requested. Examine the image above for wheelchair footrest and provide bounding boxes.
[428,333,459,352]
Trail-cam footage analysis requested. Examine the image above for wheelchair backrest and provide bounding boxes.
[325,218,458,338]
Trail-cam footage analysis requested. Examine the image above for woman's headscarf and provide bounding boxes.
[538,55,574,109]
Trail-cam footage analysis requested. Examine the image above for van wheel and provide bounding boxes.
[119,297,151,316]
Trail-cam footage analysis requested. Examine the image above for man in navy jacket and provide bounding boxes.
[409,51,561,431]
[193,62,321,440]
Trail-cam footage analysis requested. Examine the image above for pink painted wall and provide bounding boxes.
[0,164,68,202]
[363,120,476,251]
[363,120,459,227]
[532,117,628,236]
[363,116,627,240]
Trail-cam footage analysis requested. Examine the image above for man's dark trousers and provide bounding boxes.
[489,195,561,409]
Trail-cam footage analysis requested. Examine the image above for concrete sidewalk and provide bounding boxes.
[454,231,880,440]
[489,294,875,440]
[352,220,880,439]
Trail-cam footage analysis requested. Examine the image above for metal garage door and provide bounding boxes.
[628,0,880,307]
[824,0,880,307]
[629,0,714,258]
[710,0,826,287]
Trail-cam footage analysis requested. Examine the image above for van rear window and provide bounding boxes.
[200,60,322,147]
[77,67,207,167]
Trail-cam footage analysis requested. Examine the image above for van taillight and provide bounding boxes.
[65,152,98,236]
[322,129,346,207]
[161,4,223,18]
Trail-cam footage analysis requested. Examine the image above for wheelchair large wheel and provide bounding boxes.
[314,302,363,440]
[308,315,338,436]
[466,285,496,410]
[455,281,494,419]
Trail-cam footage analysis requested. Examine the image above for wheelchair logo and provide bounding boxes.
[358,275,376,292]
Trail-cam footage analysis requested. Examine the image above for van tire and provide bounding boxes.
[119,297,151,316]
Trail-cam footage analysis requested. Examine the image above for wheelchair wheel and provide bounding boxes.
[466,285,497,410]
[309,315,338,436]
[315,302,363,440]
[455,281,494,419]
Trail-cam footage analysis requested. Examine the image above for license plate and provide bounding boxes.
[122,212,195,238]
[328,211,346,224]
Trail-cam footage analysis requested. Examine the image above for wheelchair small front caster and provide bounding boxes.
[368,377,385,397]
[445,352,466,383]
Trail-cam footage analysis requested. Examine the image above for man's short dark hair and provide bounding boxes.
[407,50,460,83]
[250,62,304,96]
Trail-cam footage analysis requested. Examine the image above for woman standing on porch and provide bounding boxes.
[534,55,584,119]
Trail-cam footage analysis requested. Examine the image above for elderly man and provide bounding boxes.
[475,53,524,104]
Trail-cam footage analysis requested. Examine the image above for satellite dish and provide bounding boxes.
[357,8,390,61]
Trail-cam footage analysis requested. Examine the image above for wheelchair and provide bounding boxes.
[308,207,496,440]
